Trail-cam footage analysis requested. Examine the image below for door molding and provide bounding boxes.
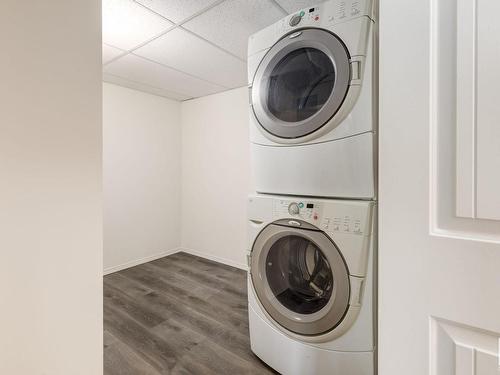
[430,317,500,375]
[429,0,500,243]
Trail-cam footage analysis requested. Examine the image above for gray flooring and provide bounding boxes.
[104,252,277,375]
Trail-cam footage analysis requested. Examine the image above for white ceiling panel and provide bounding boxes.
[274,0,327,13]
[102,44,125,64]
[134,0,220,23]
[103,54,226,98]
[103,73,191,100]
[134,28,247,88]
[183,0,286,60]
[102,0,173,50]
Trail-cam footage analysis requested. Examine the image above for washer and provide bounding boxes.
[248,0,376,199]
[247,194,376,375]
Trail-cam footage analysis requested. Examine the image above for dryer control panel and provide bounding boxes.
[277,0,373,35]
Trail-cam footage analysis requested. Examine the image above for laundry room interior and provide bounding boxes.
[2,0,500,375]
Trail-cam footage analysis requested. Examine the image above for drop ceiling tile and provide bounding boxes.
[134,0,220,23]
[102,0,173,50]
[103,73,191,100]
[135,28,247,88]
[102,44,125,64]
[275,0,327,13]
[103,54,225,98]
[183,0,286,60]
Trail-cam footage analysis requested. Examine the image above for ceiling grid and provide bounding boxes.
[102,0,326,100]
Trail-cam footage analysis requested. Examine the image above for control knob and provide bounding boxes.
[289,14,302,26]
[288,202,300,215]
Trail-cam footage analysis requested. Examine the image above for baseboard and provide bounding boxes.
[103,247,181,275]
[179,247,248,271]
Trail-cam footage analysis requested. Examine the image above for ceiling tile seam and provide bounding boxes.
[103,72,192,100]
[271,0,289,15]
[178,26,247,63]
[103,2,244,66]
[132,0,227,27]
[103,41,126,51]
[117,22,245,65]
[102,24,177,67]
[176,0,227,26]
[103,50,132,67]
[129,52,230,90]
[180,84,248,102]
[124,0,249,62]
[131,0,226,28]
[129,24,246,63]
[101,0,177,66]
[132,0,176,24]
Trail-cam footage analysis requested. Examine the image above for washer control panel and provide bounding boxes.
[274,199,320,222]
[272,198,372,236]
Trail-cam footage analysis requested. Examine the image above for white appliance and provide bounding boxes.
[247,194,376,375]
[248,0,376,199]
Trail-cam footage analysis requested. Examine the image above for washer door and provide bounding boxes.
[250,220,350,336]
[251,28,351,139]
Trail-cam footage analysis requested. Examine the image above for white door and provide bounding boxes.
[379,0,500,374]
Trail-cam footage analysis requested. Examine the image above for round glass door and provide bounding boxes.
[266,235,334,314]
[251,221,350,336]
[252,29,351,139]
[267,48,336,123]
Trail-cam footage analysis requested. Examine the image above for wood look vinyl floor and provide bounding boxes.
[104,252,277,375]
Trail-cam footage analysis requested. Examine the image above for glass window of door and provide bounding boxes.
[266,235,334,314]
[267,48,336,123]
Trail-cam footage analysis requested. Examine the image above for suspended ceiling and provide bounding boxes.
[102,0,326,101]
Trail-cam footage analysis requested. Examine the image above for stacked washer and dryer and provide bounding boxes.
[245,1,377,374]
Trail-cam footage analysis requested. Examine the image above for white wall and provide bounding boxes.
[0,1,102,374]
[103,83,182,273]
[181,87,252,268]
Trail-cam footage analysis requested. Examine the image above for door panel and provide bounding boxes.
[433,0,500,239]
[379,0,500,374]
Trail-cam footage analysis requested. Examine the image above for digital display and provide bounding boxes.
[306,203,314,208]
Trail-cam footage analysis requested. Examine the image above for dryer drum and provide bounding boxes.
[267,47,336,123]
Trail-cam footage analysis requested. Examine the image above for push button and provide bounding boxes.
[354,222,362,234]
[321,218,330,230]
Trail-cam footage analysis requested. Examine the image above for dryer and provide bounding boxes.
[247,194,376,375]
[248,0,376,199]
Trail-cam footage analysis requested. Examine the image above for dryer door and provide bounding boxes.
[251,28,351,140]
[250,220,350,336]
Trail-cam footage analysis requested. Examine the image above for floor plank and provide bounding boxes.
[104,330,160,375]
[104,252,276,375]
